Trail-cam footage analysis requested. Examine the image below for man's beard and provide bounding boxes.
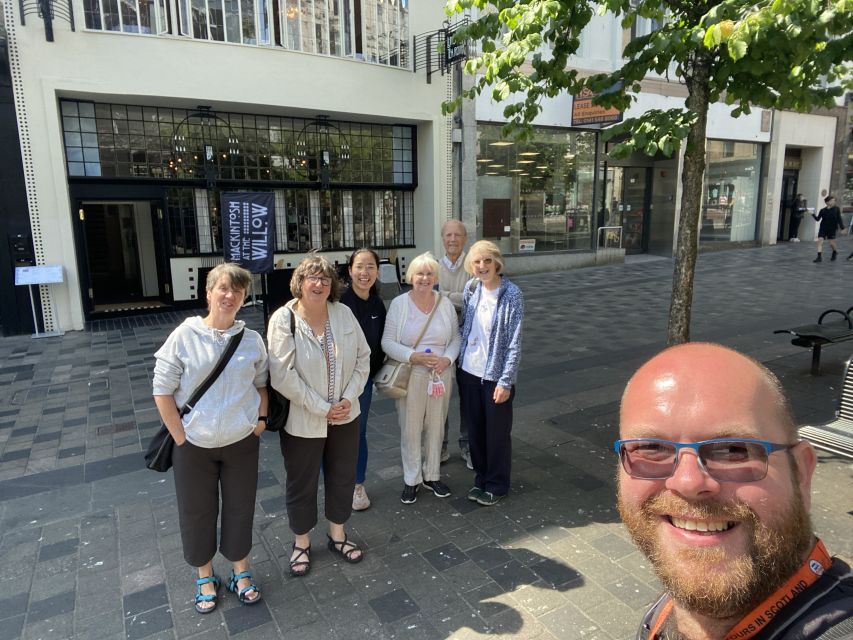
[618,484,813,619]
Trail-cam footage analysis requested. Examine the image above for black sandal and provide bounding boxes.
[326,533,363,564]
[289,543,311,577]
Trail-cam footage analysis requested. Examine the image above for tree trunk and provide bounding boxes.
[667,53,713,345]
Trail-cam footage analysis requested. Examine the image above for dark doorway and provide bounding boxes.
[605,166,651,254]
[777,169,799,242]
[79,201,167,312]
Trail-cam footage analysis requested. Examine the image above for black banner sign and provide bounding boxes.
[220,192,275,274]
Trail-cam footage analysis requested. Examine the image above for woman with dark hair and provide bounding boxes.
[340,249,386,511]
[153,263,268,613]
[267,254,370,577]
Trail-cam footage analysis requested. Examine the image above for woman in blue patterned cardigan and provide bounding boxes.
[458,240,524,506]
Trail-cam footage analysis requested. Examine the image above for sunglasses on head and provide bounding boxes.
[613,438,794,482]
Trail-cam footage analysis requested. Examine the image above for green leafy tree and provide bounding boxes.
[445,0,853,344]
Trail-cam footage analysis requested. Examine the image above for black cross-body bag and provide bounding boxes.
[145,328,245,472]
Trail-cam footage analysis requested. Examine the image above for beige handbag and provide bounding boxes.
[375,295,440,399]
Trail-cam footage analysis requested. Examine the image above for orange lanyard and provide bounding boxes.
[649,540,833,640]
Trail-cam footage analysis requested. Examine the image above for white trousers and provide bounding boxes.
[396,367,452,485]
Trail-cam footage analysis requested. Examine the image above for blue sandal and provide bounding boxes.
[194,574,220,614]
[227,569,261,605]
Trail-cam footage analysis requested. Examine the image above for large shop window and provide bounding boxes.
[60,100,415,187]
[476,123,597,253]
[700,140,762,243]
[166,188,412,256]
[83,0,409,68]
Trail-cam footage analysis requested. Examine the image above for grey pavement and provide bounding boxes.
[1,240,852,640]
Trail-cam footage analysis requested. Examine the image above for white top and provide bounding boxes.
[462,285,498,378]
[153,317,268,448]
[401,296,450,356]
[381,291,461,374]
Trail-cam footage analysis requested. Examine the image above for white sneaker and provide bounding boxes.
[461,449,473,470]
[352,484,371,511]
[440,447,450,463]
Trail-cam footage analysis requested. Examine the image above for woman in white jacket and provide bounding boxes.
[153,263,268,614]
[268,254,370,577]
[381,252,461,504]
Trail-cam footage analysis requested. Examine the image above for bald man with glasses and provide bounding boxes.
[615,343,852,640]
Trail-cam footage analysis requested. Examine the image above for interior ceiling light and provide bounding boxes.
[519,151,539,156]
[477,158,493,163]
[488,164,504,168]
[517,160,535,164]
[489,141,514,147]
[485,172,499,175]
[536,165,548,169]
[509,168,523,172]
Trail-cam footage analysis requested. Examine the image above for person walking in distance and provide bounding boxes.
[812,195,845,262]
[789,193,806,242]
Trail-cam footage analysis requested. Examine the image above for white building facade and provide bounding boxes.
[2,0,451,332]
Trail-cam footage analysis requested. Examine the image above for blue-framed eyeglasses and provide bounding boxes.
[613,438,794,482]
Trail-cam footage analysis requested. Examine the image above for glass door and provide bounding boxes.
[605,167,650,253]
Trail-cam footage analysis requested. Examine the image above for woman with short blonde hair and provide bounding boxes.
[458,241,523,506]
[382,252,461,504]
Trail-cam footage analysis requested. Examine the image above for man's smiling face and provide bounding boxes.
[616,344,816,618]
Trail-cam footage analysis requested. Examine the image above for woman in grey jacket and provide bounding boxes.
[153,263,268,614]
[268,254,370,577]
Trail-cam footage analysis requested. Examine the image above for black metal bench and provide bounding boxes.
[798,356,853,459]
[774,308,853,375]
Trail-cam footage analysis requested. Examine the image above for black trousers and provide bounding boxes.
[172,432,260,567]
[281,418,359,535]
[789,214,802,239]
[458,368,515,496]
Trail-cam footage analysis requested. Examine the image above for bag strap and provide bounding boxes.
[180,328,245,417]
[411,293,441,350]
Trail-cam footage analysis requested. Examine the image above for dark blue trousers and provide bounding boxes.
[458,368,514,496]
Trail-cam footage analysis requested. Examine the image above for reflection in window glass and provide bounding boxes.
[84,0,168,32]
[476,123,598,253]
[700,140,762,242]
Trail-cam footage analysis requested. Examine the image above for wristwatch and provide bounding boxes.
[258,416,268,423]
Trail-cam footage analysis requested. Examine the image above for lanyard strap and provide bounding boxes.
[649,540,833,640]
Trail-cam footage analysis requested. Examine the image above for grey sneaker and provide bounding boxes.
[461,448,473,470]
[476,491,506,507]
[440,447,450,463]
[467,487,484,502]
[422,480,451,498]
[400,484,419,504]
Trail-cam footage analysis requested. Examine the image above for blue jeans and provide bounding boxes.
[356,378,373,484]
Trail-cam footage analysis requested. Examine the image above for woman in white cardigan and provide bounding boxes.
[268,254,370,577]
[381,252,461,504]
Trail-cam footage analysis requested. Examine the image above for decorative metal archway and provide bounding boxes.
[169,106,240,188]
[291,115,351,189]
